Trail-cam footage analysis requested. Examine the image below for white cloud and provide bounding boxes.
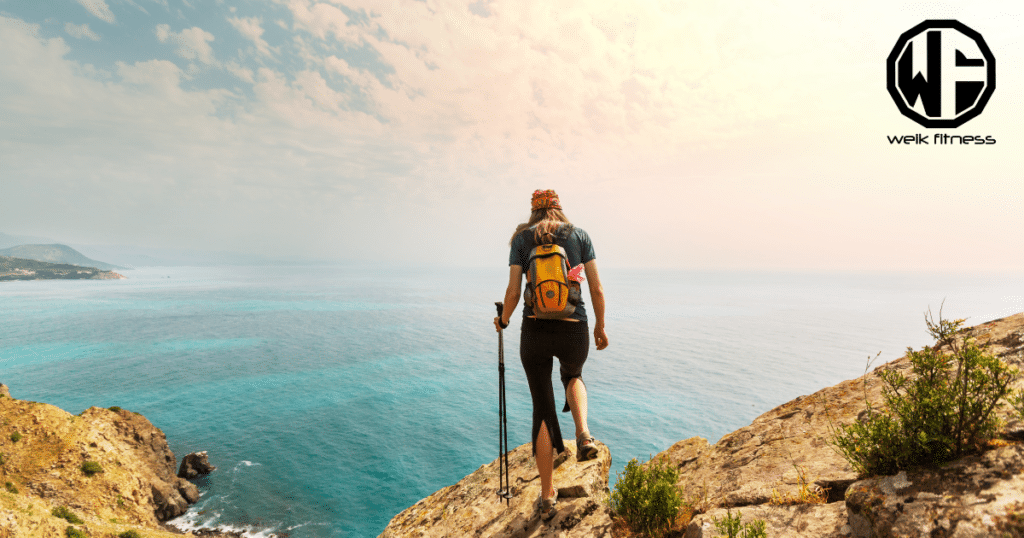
[65,22,101,41]
[285,0,360,43]
[155,24,218,66]
[228,16,273,57]
[75,0,116,24]
[225,61,255,83]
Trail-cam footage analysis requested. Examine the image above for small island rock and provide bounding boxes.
[178,450,217,479]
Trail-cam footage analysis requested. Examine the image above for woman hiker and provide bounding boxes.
[493,189,609,519]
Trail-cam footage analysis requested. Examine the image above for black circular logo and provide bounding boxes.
[887,20,996,128]
[545,290,555,299]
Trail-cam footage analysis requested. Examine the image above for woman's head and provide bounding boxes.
[531,189,561,211]
[510,190,573,245]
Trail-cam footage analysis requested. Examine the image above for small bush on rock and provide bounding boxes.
[609,456,683,538]
[52,506,84,524]
[713,509,767,538]
[118,530,143,538]
[65,526,87,538]
[831,310,1019,476]
[108,406,122,413]
[4,481,17,494]
[10,432,21,443]
[81,461,103,476]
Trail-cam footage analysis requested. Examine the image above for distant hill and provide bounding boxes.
[0,256,126,281]
[0,244,124,271]
[0,232,57,250]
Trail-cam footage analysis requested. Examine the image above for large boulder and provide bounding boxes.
[845,441,1024,538]
[178,451,217,479]
[151,478,190,520]
[379,439,614,537]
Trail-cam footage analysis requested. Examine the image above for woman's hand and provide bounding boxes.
[494,317,504,333]
[594,325,609,350]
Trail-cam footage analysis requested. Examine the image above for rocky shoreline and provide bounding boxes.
[0,385,239,538]
[379,312,1024,537]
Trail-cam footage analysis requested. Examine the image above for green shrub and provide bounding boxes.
[52,506,84,524]
[108,406,122,413]
[10,432,22,443]
[81,461,103,476]
[831,310,1018,476]
[0,453,5,465]
[713,509,767,538]
[65,526,87,538]
[609,456,683,538]
[4,481,17,494]
[1008,390,1024,422]
[118,530,143,538]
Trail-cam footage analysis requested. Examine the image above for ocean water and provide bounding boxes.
[1,266,1022,537]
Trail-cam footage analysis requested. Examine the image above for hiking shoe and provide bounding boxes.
[576,431,598,461]
[536,490,558,520]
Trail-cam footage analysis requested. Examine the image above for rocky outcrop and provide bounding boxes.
[665,312,1024,538]
[379,439,614,537]
[179,451,217,479]
[0,394,208,538]
[0,384,9,398]
[92,270,127,279]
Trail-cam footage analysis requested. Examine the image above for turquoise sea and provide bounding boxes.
[1,266,1022,537]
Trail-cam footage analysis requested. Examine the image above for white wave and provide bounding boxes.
[168,513,283,538]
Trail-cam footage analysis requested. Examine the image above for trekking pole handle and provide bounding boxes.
[495,302,508,329]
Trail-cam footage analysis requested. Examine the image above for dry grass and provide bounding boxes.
[769,465,829,506]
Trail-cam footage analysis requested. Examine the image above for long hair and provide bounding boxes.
[509,208,573,245]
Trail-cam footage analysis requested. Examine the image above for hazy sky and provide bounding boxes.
[1,0,1021,270]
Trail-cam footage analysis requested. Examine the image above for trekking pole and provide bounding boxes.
[495,302,512,505]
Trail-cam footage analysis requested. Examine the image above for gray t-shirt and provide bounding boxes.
[509,224,596,322]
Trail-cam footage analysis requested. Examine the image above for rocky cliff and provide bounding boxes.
[0,389,202,538]
[380,313,1024,538]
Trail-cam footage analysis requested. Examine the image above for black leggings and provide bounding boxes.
[520,317,590,456]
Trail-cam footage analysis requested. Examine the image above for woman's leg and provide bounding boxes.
[557,328,591,437]
[521,322,565,503]
[565,377,589,437]
[535,420,556,499]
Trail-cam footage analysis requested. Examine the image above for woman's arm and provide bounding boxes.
[494,265,523,332]
[584,260,608,349]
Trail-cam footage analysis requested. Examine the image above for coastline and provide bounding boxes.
[0,255,127,281]
[5,266,1024,537]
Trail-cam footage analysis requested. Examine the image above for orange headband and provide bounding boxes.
[531,189,562,211]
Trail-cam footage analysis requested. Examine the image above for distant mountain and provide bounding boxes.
[0,244,124,271]
[2,232,331,268]
[0,232,58,250]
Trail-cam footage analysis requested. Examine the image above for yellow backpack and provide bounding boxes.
[525,238,582,319]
